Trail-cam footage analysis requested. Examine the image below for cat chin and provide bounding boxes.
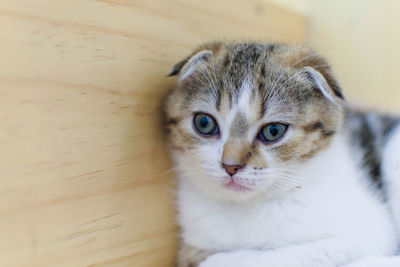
[187,178,277,202]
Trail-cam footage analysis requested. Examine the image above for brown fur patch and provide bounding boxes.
[166,116,181,125]
[303,121,336,138]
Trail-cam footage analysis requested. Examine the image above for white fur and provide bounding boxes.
[237,75,253,116]
[342,257,400,267]
[176,132,398,266]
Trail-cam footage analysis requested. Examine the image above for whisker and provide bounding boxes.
[177,170,207,179]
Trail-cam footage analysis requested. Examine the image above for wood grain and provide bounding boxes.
[0,1,305,266]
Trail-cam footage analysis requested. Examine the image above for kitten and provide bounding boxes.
[164,42,400,267]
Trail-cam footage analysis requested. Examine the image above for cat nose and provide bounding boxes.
[222,163,245,176]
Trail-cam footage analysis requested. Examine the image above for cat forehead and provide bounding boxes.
[190,48,309,111]
[190,66,307,120]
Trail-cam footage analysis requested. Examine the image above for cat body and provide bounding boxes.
[165,42,400,267]
[177,120,399,267]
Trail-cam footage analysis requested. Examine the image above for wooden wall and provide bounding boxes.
[0,1,305,266]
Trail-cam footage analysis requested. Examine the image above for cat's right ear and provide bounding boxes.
[303,66,344,103]
[168,50,213,82]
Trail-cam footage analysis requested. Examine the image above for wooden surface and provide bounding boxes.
[0,1,305,266]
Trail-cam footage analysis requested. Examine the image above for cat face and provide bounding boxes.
[165,42,345,201]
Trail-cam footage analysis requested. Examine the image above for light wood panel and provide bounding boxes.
[0,1,305,266]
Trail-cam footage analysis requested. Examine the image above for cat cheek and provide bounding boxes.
[247,152,269,170]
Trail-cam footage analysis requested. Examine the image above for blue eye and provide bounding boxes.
[193,113,219,136]
[259,123,288,143]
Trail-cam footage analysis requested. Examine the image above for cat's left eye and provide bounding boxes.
[259,123,288,143]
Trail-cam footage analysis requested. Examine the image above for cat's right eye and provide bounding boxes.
[193,113,219,137]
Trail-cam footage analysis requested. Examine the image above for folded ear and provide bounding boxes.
[168,50,213,82]
[278,46,345,100]
[168,42,223,82]
[303,66,344,103]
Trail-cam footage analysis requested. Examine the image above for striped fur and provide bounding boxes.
[346,110,400,191]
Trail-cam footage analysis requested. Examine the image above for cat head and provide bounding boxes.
[164,42,345,202]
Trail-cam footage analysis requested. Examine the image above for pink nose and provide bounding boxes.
[222,163,245,176]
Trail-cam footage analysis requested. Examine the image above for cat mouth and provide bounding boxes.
[222,179,253,192]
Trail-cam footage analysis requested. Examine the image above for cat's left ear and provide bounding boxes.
[303,66,344,103]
